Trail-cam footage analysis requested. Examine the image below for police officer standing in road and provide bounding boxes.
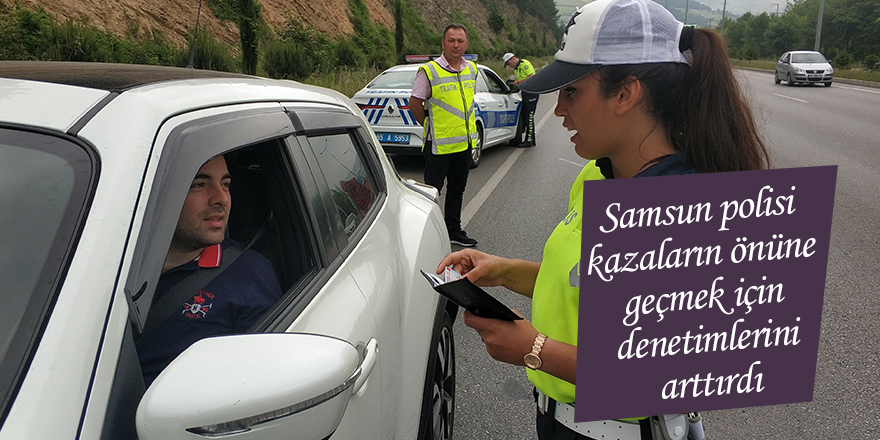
[409,23,479,247]
[503,52,539,147]
[439,0,769,437]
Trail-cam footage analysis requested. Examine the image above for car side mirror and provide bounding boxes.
[827,59,833,65]
[137,333,361,440]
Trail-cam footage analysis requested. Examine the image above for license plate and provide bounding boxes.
[377,133,410,144]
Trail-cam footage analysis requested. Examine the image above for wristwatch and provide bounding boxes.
[524,332,547,370]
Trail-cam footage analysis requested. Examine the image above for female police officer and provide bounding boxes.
[436,0,770,438]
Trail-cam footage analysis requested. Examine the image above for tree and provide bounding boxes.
[237,0,262,74]
[393,0,404,60]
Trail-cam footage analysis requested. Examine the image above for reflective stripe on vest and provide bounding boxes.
[421,60,478,155]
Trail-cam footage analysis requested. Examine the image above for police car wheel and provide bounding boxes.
[470,126,483,169]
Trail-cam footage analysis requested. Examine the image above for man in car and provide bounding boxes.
[409,23,479,247]
[136,155,282,386]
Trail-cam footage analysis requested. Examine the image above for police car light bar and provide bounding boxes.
[405,54,479,63]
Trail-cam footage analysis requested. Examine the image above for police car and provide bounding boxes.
[352,57,523,168]
[0,61,456,440]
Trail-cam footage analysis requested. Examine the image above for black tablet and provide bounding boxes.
[420,270,522,321]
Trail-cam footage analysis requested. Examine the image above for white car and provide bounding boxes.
[774,50,834,87]
[0,61,456,440]
[352,63,523,168]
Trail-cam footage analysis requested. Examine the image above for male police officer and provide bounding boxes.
[409,24,479,247]
[503,52,538,147]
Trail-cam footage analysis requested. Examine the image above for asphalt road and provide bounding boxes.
[389,70,880,439]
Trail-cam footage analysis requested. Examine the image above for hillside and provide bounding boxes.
[1,0,555,55]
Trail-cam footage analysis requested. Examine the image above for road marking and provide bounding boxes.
[833,84,880,95]
[772,93,809,103]
[461,105,556,229]
[461,147,523,228]
[559,158,585,167]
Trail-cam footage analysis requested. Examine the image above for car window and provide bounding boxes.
[304,132,376,238]
[781,53,789,62]
[368,70,418,89]
[480,68,506,94]
[0,128,95,423]
[475,71,490,93]
[791,53,827,63]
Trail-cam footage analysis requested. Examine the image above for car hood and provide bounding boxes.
[792,62,832,70]
[352,88,413,101]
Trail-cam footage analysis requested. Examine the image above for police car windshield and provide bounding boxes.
[368,70,417,89]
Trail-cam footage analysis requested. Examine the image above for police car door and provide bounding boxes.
[474,68,520,145]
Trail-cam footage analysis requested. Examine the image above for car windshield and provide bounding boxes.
[791,53,827,64]
[0,129,93,417]
[367,70,417,89]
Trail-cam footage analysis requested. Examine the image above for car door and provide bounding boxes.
[777,52,791,78]
[117,103,385,439]
[278,107,392,438]
[474,68,520,146]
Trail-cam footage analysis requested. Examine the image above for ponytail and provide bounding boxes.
[675,29,770,172]
[597,29,770,173]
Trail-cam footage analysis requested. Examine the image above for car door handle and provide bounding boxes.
[353,338,378,396]
[498,102,504,107]
[478,103,487,110]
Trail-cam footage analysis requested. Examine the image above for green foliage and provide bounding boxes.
[206,0,238,22]
[337,37,365,68]
[0,6,187,65]
[722,0,879,64]
[395,0,441,57]
[181,27,238,71]
[863,54,879,71]
[237,0,263,74]
[487,5,505,34]
[831,49,853,69]
[276,19,336,71]
[393,0,404,59]
[263,39,315,79]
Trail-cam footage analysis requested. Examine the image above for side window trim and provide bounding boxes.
[284,133,342,264]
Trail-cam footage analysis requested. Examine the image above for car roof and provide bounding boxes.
[0,61,253,92]
[0,61,359,134]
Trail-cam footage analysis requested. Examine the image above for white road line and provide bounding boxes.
[559,158,585,167]
[461,147,523,229]
[772,93,809,103]
[461,105,557,229]
[833,84,880,94]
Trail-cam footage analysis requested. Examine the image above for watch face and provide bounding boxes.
[524,353,542,370]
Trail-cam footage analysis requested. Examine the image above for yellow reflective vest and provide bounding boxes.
[420,60,478,155]
[528,161,646,422]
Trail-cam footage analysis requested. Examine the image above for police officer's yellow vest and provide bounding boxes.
[420,60,478,155]
[514,59,536,82]
[528,161,646,422]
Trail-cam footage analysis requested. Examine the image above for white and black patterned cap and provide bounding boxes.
[520,0,689,94]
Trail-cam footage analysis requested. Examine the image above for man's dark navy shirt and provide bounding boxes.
[136,239,282,385]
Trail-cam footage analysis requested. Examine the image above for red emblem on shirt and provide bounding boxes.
[183,290,214,318]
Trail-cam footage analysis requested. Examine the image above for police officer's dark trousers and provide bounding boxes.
[423,140,471,233]
[521,91,539,146]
